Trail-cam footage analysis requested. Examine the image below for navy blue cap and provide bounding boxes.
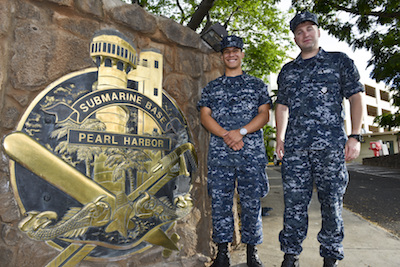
[290,11,319,32]
[220,35,243,51]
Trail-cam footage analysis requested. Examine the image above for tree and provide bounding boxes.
[292,0,400,129]
[123,0,294,78]
[374,112,400,131]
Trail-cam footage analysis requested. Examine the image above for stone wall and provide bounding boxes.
[0,0,225,266]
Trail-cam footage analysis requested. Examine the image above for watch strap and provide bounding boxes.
[348,134,362,142]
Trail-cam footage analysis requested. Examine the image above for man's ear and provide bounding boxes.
[294,37,299,46]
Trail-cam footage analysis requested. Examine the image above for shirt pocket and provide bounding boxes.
[310,72,341,100]
[211,91,229,120]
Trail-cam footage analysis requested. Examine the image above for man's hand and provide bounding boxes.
[276,139,285,160]
[345,137,361,162]
[275,104,288,160]
[223,130,244,151]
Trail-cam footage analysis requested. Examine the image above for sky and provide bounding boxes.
[278,0,385,89]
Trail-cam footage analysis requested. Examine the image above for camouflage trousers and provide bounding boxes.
[207,165,269,245]
[279,149,348,260]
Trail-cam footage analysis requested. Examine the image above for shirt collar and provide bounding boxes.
[221,71,248,82]
[293,48,327,65]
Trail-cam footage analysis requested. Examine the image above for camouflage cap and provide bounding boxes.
[290,11,319,32]
[220,35,243,51]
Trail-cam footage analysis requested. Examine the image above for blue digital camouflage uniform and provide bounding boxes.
[276,48,364,259]
[198,73,272,245]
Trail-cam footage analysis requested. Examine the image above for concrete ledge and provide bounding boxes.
[363,153,400,170]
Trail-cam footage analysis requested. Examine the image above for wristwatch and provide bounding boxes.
[348,134,363,142]
[239,127,248,136]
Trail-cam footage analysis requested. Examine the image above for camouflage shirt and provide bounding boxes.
[198,73,272,166]
[276,49,364,151]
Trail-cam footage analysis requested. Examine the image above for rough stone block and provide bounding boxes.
[0,172,10,194]
[11,23,53,89]
[175,49,203,78]
[157,16,201,50]
[0,192,20,222]
[8,90,30,107]
[162,73,189,107]
[0,55,4,113]
[0,106,20,130]
[46,29,93,82]
[106,3,157,34]
[14,239,58,267]
[102,0,126,9]
[0,246,15,267]
[33,0,73,6]
[53,11,100,38]
[0,1,11,35]
[15,1,43,21]
[75,0,104,18]
[1,224,23,246]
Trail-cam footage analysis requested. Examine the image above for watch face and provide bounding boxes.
[240,128,247,135]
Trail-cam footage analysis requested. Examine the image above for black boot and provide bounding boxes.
[323,258,338,267]
[246,244,264,267]
[281,254,300,267]
[211,243,230,267]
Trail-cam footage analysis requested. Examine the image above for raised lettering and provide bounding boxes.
[139,138,144,146]
[80,103,89,113]
[95,134,102,143]
[101,93,111,102]
[93,96,102,105]
[152,139,157,147]
[112,92,119,101]
[145,101,152,109]
[145,139,151,147]
[132,138,138,146]
[124,137,130,145]
[150,107,157,115]
[79,133,86,142]
[112,136,118,144]
[86,99,95,108]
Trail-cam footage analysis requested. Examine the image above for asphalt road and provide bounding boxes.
[344,164,400,237]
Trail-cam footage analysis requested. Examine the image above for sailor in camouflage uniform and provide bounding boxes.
[198,35,272,267]
[275,11,364,267]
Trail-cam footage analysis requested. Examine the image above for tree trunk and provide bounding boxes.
[187,0,215,31]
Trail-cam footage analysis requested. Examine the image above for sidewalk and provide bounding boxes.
[230,166,400,267]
